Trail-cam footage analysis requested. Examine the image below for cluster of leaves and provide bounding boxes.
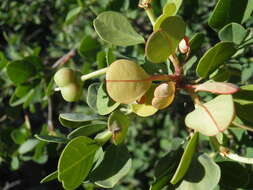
[1,0,253,190]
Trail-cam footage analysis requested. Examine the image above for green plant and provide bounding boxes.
[1,0,253,189]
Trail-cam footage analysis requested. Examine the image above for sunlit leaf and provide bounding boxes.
[194,81,239,94]
[106,59,151,104]
[185,95,235,136]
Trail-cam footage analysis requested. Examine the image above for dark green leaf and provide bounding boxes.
[86,83,100,112]
[79,35,100,57]
[89,144,132,188]
[196,42,237,78]
[189,33,205,55]
[233,84,253,105]
[58,136,100,190]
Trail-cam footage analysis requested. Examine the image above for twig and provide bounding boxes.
[52,49,76,68]
[139,0,156,26]
[232,121,253,132]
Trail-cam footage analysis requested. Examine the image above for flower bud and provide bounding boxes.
[179,36,190,54]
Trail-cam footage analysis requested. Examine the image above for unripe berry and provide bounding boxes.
[60,83,82,102]
[54,68,75,87]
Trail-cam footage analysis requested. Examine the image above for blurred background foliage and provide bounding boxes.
[0,0,253,189]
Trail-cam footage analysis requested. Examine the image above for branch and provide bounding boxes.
[52,49,76,68]
[47,98,54,132]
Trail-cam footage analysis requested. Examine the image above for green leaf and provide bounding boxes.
[11,127,29,145]
[7,60,36,85]
[176,154,221,190]
[67,123,107,139]
[93,11,145,46]
[58,136,100,190]
[65,7,83,25]
[106,59,151,104]
[185,95,235,136]
[219,23,247,44]
[9,89,35,107]
[208,0,253,31]
[59,113,104,128]
[35,134,68,143]
[189,33,205,55]
[196,42,237,78]
[235,103,253,124]
[145,30,172,63]
[89,144,132,188]
[97,82,120,115]
[86,83,100,112]
[233,84,253,105]
[217,161,249,189]
[170,132,199,185]
[159,16,186,53]
[150,147,184,190]
[40,171,58,184]
[108,111,130,145]
[18,139,39,154]
[0,51,8,70]
[78,35,100,57]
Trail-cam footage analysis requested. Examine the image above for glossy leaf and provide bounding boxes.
[67,123,107,139]
[185,95,235,136]
[106,59,151,104]
[35,134,68,143]
[59,113,103,128]
[40,171,58,184]
[89,144,132,188]
[194,81,239,94]
[131,85,158,117]
[93,11,145,46]
[108,111,130,145]
[219,23,247,44]
[170,132,199,185]
[208,0,253,31]
[233,84,253,105]
[176,154,221,190]
[196,42,237,78]
[97,82,120,115]
[145,30,172,63]
[58,136,100,190]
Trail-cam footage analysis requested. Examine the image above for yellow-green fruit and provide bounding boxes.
[60,83,82,102]
[106,59,151,104]
[152,82,175,109]
[54,67,75,87]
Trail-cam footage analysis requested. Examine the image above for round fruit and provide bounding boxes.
[54,67,75,87]
[106,59,151,104]
[60,83,82,102]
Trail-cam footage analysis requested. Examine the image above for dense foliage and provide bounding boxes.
[0,0,253,190]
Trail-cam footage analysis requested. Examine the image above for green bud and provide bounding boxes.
[60,83,82,102]
[54,67,75,87]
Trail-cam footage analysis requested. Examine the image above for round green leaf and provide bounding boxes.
[93,11,145,46]
[97,82,120,115]
[86,82,100,112]
[108,111,130,145]
[106,59,151,104]
[219,23,247,44]
[176,154,221,190]
[196,42,237,78]
[146,30,172,63]
[185,95,235,136]
[160,16,186,53]
[58,136,100,190]
[170,132,199,185]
